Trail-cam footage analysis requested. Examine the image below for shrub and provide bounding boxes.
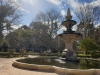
[91,51,100,58]
[0,52,10,57]
[80,38,99,55]
[8,49,15,54]
[0,40,9,52]
[20,47,27,57]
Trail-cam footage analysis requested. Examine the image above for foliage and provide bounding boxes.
[8,49,15,54]
[0,0,22,41]
[0,40,9,52]
[6,28,35,49]
[18,29,34,38]
[29,8,62,50]
[0,52,10,57]
[20,47,27,57]
[0,40,9,47]
[95,26,100,44]
[3,8,64,53]
[5,31,18,48]
[0,52,27,58]
[80,38,99,55]
[91,51,100,58]
[80,60,100,69]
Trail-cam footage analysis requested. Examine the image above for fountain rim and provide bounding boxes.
[12,56,100,75]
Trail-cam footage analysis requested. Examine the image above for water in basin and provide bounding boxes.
[17,57,100,69]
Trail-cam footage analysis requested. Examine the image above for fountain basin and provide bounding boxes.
[13,57,100,75]
[13,57,55,72]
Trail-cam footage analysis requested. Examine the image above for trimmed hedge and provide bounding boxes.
[0,52,40,58]
[0,52,24,57]
[77,54,91,58]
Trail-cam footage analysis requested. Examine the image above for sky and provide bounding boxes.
[3,0,100,35]
[15,0,100,26]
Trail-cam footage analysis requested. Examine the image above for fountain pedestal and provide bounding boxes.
[58,8,82,61]
[59,33,81,61]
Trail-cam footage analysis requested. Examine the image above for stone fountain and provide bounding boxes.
[58,8,82,61]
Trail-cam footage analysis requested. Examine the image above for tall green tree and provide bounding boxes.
[0,0,22,42]
[6,27,35,49]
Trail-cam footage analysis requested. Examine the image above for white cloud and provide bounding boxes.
[15,0,31,13]
[72,25,77,31]
[11,24,23,30]
[2,24,23,36]
[61,10,66,16]
[47,0,78,19]
[60,26,66,31]
[66,0,80,9]
[18,7,30,13]
[2,30,9,36]
[4,0,30,14]
[19,0,37,5]
[66,0,100,10]
[91,0,100,7]
[47,0,62,6]
[71,11,76,18]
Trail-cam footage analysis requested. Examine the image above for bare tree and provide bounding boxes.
[75,3,100,39]
[46,8,62,38]
[30,8,62,50]
[94,26,100,44]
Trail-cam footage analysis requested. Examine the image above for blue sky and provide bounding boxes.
[3,0,100,35]
[15,0,99,25]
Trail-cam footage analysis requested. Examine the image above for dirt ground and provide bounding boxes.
[0,58,58,75]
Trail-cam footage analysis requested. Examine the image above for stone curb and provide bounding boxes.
[13,57,100,75]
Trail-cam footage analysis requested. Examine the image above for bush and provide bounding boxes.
[0,40,9,52]
[8,49,15,54]
[0,52,10,57]
[80,38,99,55]
[91,51,100,58]
[20,47,27,57]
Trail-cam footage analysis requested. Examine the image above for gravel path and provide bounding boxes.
[0,58,57,75]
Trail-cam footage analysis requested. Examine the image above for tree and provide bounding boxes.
[46,8,62,38]
[5,30,19,48]
[30,8,62,50]
[80,38,99,55]
[6,27,35,51]
[0,0,22,42]
[94,26,100,44]
[75,3,100,39]
[0,40,9,52]
[30,22,50,49]
[35,8,62,38]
